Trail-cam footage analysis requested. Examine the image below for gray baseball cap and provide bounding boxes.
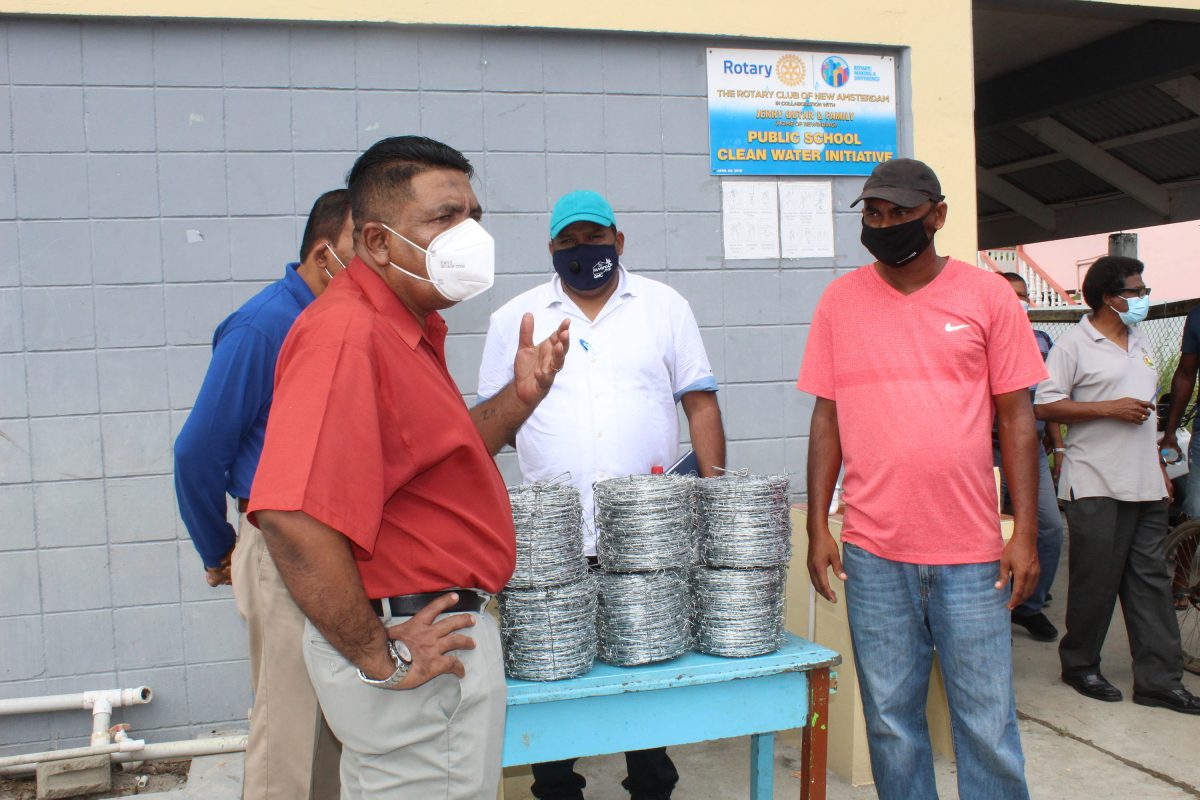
[851,158,944,208]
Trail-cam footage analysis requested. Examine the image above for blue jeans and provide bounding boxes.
[1184,433,1200,520]
[843,543,1030,800]
[1004,450,1064,616]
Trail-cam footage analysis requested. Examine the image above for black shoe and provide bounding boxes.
[1012,611,1058,642]
[1132,687,1200,715]
[1062,672,1123,702]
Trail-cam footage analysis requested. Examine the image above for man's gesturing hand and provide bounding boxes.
[513,313,570,407]
[997,534,1039,609]
[382,592,478,689]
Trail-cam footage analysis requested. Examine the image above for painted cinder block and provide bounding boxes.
[421,91,484,153]
[723,269,782,326]
[164,283,234,345]
[226,153,295,217]
[19,220,91,287]
[25,351,99,417]
[155,88,225,152]
[15,154,89,220]
[0,551,42,617]
[106,476,178,544]
[89,153,160,219]
[293,90,358,151]
[483,32,545,92]
[486,153,548,214]
[605,154,664,213]
[484,94,546,153]
[34,480,107,548]
[11,87,85,153]
[228,217,297,280]
[290,27,356,89]
[158,153,229,217]
[153,25,223,87]
[603,95,663,154]
[664,155,720,212]
[355,28,421,91]
[222,26,290,88]
[0,617,45,681]
[544,94,607,154]
[723,382,787,441]
[418,29,483,91]
[38,548,112,614]
[94,286,167,348]
[82,23,154,86]
[110,542,181,607]
[185,660,252,725]
[92,219,163,285]
[85,88,156,152]
[8,21,82,85]
[98,349,169,414]
[30,415,103,482]
[161,219,232,284]
[356,90,421,149]
[101,411,172,477]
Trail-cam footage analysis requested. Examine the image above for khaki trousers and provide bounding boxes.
[302,609,506,800]
[232,514,341,800]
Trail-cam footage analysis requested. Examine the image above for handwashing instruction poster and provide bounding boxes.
[707,48,898,176]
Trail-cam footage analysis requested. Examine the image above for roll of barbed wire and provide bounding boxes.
[696,474,792,568]
[692,566,786,658]
[594,474,695,572]
[498,574,597,681]
[596,569,690,666]
[506,482,587,589]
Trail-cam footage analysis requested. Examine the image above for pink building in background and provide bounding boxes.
[1022,221,1200,304]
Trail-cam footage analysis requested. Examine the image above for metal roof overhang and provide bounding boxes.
[974,1,1200,248]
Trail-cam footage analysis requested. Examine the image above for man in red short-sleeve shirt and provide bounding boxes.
[797,159,1045,800]
[248,136,570,800]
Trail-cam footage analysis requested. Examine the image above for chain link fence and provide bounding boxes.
[1030,299,1200,399]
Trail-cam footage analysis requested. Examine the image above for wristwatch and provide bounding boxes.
[356,640,412,689]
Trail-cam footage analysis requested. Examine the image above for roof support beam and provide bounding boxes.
[1018,118,1171,216]
[975,167,1057,232]
[1157,75,1200,115]
[976,20,1200,131]
[989,117,1200,176]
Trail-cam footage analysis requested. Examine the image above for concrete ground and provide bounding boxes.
[144,543,1199,800]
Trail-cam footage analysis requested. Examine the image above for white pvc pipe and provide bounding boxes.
[0,735,246,777]
[0,687,152,716]
[0,738,145,772]
[90,696,113,747]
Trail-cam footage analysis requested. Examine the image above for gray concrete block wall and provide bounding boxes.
[0,17,894,753]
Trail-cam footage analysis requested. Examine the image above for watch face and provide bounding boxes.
[394,640,413,663]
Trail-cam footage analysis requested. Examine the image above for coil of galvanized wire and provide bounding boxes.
[507,481,587,589]
[692,566,786,658]
[498,574,597,681]
[594,474,695,572]
[696,474,792,568]
[596,569,690,666]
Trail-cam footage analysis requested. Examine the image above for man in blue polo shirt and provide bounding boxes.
[173,189,354,800]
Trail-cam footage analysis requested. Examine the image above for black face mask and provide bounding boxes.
[552,243,619,292]
[860,211,935,268]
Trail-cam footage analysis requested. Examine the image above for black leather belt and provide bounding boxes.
[370,589,487,617]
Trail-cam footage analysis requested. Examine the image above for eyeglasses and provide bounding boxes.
[1116,287,1152,299]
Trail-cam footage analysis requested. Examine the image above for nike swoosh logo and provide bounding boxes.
[945,323,969,332]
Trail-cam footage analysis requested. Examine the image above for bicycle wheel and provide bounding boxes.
[1165,518,1200,675]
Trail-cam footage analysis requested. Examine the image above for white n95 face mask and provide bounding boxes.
[382,219,495,302]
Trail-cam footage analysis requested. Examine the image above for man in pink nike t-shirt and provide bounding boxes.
[796,159,1046,800]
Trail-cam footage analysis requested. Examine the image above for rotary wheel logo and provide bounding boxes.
[776,54,806,86]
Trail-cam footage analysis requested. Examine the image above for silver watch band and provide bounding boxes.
[356,640,411,689]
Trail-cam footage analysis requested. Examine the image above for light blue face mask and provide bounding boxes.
[1110,294,1150,326]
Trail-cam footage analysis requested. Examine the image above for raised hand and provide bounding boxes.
[513,314,570,407]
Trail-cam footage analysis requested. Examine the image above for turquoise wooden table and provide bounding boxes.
[503,633,842,800]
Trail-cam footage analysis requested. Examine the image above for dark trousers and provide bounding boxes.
[1060,497,1183,692]
[530,748,678,800]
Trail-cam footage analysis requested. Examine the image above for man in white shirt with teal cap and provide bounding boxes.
[477,189,727,799]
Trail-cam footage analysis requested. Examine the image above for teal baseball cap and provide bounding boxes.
[550,190,616,238]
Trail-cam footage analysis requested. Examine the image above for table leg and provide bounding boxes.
[749,732,774,800]
[799,668,830,800]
